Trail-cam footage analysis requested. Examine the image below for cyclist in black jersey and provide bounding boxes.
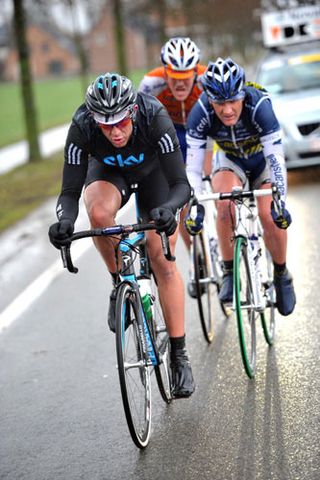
[186,58,296,317]
[48,72,195,398]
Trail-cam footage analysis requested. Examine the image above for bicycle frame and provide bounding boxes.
[117,227,158,367]
[194,184,279,377]
[198,186,276,313]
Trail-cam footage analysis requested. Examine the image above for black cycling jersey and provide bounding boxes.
[55,92,191,223]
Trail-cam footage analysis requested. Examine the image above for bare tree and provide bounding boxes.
[154,0,167,44]
[12,0,41,162]
[29,0,91,95]
[112,0,128,75]
[64,0,89,96]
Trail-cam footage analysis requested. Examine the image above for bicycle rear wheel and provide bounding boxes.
[234,237,257,378]
[150,274,172,403]
[193,232,219,343]
[259,239,276,345]
[115,282,151,449]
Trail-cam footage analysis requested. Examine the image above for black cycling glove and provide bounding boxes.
[150,207,177,237]
[48,219,74,249]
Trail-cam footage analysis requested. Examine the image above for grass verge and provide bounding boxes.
[0,153,63,233]
[0,70,146,148]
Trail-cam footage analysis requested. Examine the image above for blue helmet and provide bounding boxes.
[201,57,245,103]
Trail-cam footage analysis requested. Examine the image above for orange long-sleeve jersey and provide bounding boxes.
[138,65,207,127]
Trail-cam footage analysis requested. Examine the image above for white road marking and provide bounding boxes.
[0,239,91,334]
[0,199,134,334]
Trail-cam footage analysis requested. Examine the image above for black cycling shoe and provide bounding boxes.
[170,348,195,398]
[274,269,296,316]
[219,272,233,303]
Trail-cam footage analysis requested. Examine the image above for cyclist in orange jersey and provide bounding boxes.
[139,38,213,288]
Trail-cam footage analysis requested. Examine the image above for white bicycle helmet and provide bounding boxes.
[161,37,200,78]
[85,72,137,124]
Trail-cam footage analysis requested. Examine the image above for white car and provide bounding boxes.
[255,41,320,169]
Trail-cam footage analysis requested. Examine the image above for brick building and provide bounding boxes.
[85,8,150,73]
[2,23,80,82]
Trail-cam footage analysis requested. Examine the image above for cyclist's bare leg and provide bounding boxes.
[179,205,191,251]
[212,170,242,261]
[84,180,122,272]
[257,184,287,264]
[146,228,185,338]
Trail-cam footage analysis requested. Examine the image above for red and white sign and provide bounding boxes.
[261,5,320,47]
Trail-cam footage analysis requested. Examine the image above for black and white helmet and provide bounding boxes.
[85,72,137,124]
[161,37,200,72]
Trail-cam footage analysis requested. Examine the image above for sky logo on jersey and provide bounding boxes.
[103,153,145,167]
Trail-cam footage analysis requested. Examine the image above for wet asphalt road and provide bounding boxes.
[0,167,320,480]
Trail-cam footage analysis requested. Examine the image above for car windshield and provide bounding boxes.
[257,53,320,94]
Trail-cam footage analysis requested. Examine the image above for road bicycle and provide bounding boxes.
[60,189,174,449]
[189,175,230,343]
[194,183,280,378]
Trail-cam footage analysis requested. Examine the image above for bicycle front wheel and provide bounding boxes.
[150,274,172,403]
[234,237,257,378]
[259,239,276,345]
[193,232,218,343]
[115,282,151,449]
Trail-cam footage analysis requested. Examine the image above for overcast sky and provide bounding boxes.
[0,0,89,33]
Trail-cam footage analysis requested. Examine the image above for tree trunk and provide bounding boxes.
[156,0,167,45]
[13,0,41,162]
[67,0,89,97]
[111,0,128,76]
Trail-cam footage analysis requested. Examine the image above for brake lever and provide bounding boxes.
[271,184,282,216]
[160,232,175,262]
[60,245,78,274]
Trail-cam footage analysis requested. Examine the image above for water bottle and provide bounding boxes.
[137,276,153,321]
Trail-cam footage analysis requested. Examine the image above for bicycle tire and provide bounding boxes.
[150,274,172,403]
[258,239,276,345]
[115,282,151,449]
[234,237,257,378]
[202,188,230,319]
[193,232,218,343]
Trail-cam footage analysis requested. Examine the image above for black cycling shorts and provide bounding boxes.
[85,157,170,220]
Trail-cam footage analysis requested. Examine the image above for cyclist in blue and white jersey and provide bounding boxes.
[186,57,296,316]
